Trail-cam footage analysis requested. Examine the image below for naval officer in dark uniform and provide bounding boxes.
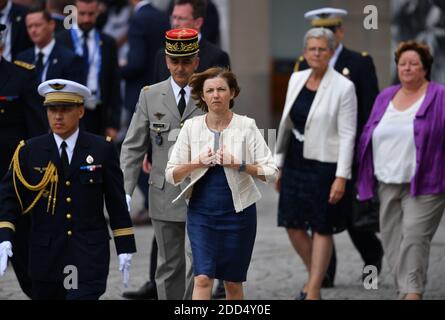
[0,22,47,299]
[0,79,136,300]
[294,8,383,288]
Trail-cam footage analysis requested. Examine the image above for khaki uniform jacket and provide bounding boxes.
[120,79,204,222]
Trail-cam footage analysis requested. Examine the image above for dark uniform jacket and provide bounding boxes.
[3,3,33,61]
[152,38,231,84]
[16,41,85,84]
[0,58,47,177]
[56,30,122,132]
[0,131,136,282]
[295,46,379,139]
[120,3,170,113]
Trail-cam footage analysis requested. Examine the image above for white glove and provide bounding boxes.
[0,241,13,277]
[118,253,132,287]
[125,194,132,212]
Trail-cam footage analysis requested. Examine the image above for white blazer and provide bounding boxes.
[165,113,278,213]
[275,67,357,179]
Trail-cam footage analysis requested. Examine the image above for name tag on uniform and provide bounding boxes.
[152,123,166,129]
[80,164,102,171]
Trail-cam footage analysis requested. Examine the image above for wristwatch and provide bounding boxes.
[238,160,246,172]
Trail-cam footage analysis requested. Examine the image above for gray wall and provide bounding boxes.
[268,0,392,87]
[203,1,393,129]
[270,0,329,59]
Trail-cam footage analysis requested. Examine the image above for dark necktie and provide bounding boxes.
[60,141,70,178]
[82,31,90,71]
[35,51,44,82]
[178,88,186,117]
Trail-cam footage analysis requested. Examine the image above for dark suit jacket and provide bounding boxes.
[51,14,66,34]
[296,46,379,138]
[0,58,47,177]
[16,41,85,84]
[56,30,122,132]
[0,131,136,282]
[152,38,231,84]
[6,3,33,61]
[120,3,170,113]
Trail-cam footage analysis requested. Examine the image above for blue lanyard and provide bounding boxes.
[70,28,102,100]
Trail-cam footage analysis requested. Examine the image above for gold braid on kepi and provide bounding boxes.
[9,141,59,215]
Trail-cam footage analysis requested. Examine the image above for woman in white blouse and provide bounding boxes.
[357,41,445,300]
[274,28,357,300]
[165,67,277,300]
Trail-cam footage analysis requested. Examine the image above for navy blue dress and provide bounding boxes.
[187,132,257,282]
[278,86,347,234]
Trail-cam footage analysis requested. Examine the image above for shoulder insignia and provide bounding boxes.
[294,55,305,72]
[106,136,112,142]
[14,60,35,70]
[143,86,150,91]
[361,51,369,57]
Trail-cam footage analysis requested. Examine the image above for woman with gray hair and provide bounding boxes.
[275,28,357,300]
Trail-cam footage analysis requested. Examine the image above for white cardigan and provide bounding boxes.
[165,113,278,213]
[274,67,357,179]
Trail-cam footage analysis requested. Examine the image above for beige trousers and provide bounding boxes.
[378,183,445,295]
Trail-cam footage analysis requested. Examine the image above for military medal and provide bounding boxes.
[86,155,94,164]
[155,133,163,146]
[80,164,102,171]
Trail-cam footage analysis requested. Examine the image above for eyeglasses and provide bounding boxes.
[170,15,194,24]
[306,47,329,54]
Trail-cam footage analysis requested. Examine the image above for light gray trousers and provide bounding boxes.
[378,183,445,296]
[152,219,194,300]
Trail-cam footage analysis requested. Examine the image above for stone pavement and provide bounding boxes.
[1,183,445,300]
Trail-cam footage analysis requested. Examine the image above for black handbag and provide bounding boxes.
[351,191,380,233]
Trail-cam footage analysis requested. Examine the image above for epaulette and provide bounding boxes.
[106,136,112,142]
[294,55,305,72]
[14,60,35,70]
[361,51,369,57]
[143,86,150,91]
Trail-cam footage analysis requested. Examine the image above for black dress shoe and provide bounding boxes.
[212,281,226,299]
[295,290,307,300]
[122,281,158,300]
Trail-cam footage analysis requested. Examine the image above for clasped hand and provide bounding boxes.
[197,146,239,168]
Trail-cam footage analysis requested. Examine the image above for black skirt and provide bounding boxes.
[277,136,347,234]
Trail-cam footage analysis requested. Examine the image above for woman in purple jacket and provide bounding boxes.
[357,41,445,300]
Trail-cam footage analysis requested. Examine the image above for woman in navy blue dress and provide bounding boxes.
[165,68,278,300]
[275,28,357,300]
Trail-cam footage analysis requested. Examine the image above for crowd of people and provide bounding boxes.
[0,0,444,301]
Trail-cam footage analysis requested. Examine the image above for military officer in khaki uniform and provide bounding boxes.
[120,28,204,300]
